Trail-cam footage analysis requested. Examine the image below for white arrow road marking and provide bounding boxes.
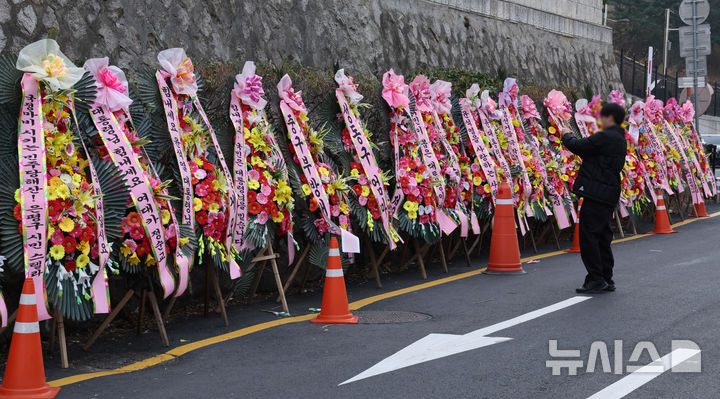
[586,348,702,399]
[341,296,592,385]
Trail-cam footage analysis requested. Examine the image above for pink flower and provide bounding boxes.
[234,61,267,110]
[334,69,363,104]
[358,196,368,206]
[381,69,410,109]
[257,212,268,224]
[520,95,540,120]
[410,75,433,113]
[679,101,695,124]
[481,90,499,118]
[51,230,65,245]
[277,74,306,113]
[609,90,626,108]
[248,169,260,181]
[123,239,137,252]
[338,214,348,227]
[314,218,329,233]
[429,79,452,115]
[357,175,368,185]
[261,184,272,196]
[256,193,268,205]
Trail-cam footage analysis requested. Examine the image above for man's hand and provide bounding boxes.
[559,125,571,136]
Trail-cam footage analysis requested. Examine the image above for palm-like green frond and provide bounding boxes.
[71,72,97,115]
[0,54,22,108]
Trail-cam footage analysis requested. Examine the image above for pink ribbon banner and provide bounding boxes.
[193,96,243,279]
[90,104,177,301]
[336,90,396,248]
[662,120,702,203]
[478,110,512,183]
[459,101,499,200]
[18,74,51,321]
[388,126,404,217]
[501,108,532,208]
[409,108,446,206]
[228,94,249,256]
[642,120,673,194]
[280,101,359,253]
[156,71,195,296]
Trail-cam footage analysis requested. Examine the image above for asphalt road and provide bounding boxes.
[49,214,720,398]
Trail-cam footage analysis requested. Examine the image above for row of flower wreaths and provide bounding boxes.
[0,39,714,325]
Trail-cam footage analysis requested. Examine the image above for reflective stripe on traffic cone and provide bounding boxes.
[565,198,583,253]
[311,238,358,324]
[485,181,526,275]
[652,190,678,234]
[0,278,60,398]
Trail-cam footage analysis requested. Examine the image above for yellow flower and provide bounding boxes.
[14,189,20,203]
[350,169,360,177]
[484,184,492,193]
[407,210,418,220]
[162,209,171,224]
[274,180,292,205]
[301,183,311,196]
[248,180,260,190]
[128,253,140,266]
[56,185,70,199]
[415,173,423,183]
[76,253,90,269]
[560,174,569,182]
[361,186,370,197]
[263,171,273,181]
[473,176,483,186]
[146,254,156,266]
[403,201,414,212]
[272,212,284,223]
[179,237,190,247]
[326,184,335,195]
[194,198,203,212]
[72,173,82,186]
[194,157,204,167]
[120,244,132,257]
[49,176,64,188]
[548,126,557,134]
[59,217,74,232]
[339,201,349,214]
[77,240,90,255]
[209,203,220,213]
[512,119,520,127]
[49,245,65,260]
[318,167,329,176]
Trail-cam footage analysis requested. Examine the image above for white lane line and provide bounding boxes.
[341,296,592,385]
[586,348,701,399]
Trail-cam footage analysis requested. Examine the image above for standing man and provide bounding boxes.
[561,103,627,294]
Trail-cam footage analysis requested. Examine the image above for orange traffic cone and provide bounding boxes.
[690,199,709,217]
[485,181,525,275]
[311,238,358,324]
[653,190,678,234]
[0,278,60,398]
[565,198,583,253]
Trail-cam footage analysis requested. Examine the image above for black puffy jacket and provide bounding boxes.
[561,125,627,206]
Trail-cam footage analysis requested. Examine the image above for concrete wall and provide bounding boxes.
[699,115,720,136]
[0,0,621,93]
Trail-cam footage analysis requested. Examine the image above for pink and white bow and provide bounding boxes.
[481,90,499,119]
[157,48,198,96]
[277,74,307,113]
[83,57,132,112]
[381,69,409,110]
[520,95,540,120]
[334,69,363,104]
[409,75,433,113]
[574,98,595,123]
[499,77,518,108]
[643,95,664,125]
[679,100,695,125]
[627,101,645,144]
[429,79,452,115]
[543,89,572,121]
[609,90,626,108]
[663,98,680,123]
[465,83,482,110]
[234,61,267,110]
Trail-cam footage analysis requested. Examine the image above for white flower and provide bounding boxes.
[16,39,84,92]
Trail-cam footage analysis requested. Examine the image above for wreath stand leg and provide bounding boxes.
[365,242,383,288]
[276,245,311,301]
[246,245,288,314]
[203,264,229,327]
[461,238,472,267]
[672,194,686,221]
[550,222,562,250]
[438,243,449,273]
[447,233,463,261]
[527,222,538,253]
[48,309,68,368]
[411,240,429,280]
[137,289,147,335]
[267,243,289,314]
[83,276,169,350]
[613,210,625,238]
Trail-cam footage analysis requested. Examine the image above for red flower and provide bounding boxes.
[248,202,262,215]
[247,190,257,203]
[367,197,378,210]
[352,185,363,196]
[65,261,76,272]
[62,236,77,253]
[137,241,150,257]
[13,204,21,220]
[203,162,215,172]
[196,211,208,225]
[79,227,95,244]
[309,198,318,212]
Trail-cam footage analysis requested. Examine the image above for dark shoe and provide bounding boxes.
[604,280,615,292]
[576,280,609,294]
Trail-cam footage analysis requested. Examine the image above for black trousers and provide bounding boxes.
[578,198,616,283]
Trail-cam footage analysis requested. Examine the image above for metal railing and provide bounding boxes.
[616,49,719,117]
